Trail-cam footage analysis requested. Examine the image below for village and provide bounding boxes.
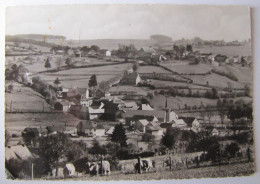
[4,33,254,180]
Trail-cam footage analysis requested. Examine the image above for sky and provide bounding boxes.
[5,5,251,41]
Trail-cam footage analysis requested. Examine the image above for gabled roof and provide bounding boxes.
[146,126,162,131]
[106,127,115,135]
[138,119,149,126]
[77,120,94,129]
[124,110,166,119]
[147,121,158,127]
[173,119,187,127]
[139,104,154,110]
[46,125,65,133]
[160,123,173,129]
[5,145,32,161]
[179,117,196,127]
[96,124,105,129]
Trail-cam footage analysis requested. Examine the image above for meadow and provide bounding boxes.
[37,63,132,88]
[194,44,251,57]
[71,162,254,181]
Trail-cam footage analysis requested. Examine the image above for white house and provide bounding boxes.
[105,50,111,57]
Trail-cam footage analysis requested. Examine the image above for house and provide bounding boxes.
[123,101,139,111]
[88,49,97,56]
[46,125,65,135]
[214,54,228,63]
[135,119,150,132]
[138,104,154,111]
[124,110,166,126]
[75,51,82,57]
[54,100,69,111]
[106,50,111,57]
[93,124,106,137]
[179,117,201,132]
[106,126,115,135]
[211,128,219,136]
[76,120,94,136]
[5,145,32,161]
[160,123,174,133]
[146,126,163,136]
[88,106,105,120]
[172,119,188,128]
[120,72,141,85]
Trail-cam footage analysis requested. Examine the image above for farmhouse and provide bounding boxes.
[135,119,150,132]
[179,117,201,132]
[76,120,94,136]
[46,125,65,135]
[146,125,163,136]
[106,50,111,57]
[124,110,166,126]
[93,124,106,137]
[120,72,141,85]
[54,100,69,111]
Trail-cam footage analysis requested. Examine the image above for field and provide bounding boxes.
[161,61,213,74]
[109,85,149,96]
[138,65,172,74]
[70,162,254,181]
[191,73,244,88]
[5,112,79,135]
[36,63,132,88]
[5,82,51,112]
[194,44,251,57]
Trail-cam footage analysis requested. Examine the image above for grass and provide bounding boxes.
[194,44,251,57]
[109,85,149,96]
[138,66,172,74]
[191,73,244,88]
[37,63,131,88]
[5,82,51,112]
[150,95,218,110]
[5,112,79,135]
[161,62,213,74]
[70,162,254,181]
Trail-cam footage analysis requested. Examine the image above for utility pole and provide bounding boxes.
[31,163,34,180]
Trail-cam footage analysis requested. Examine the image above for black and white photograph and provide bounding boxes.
[3,3,256,181]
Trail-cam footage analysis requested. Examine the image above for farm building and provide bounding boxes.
[93,124,106,137]
[54,100,69,111]
[46,125,65,135]
[106,50,111,57]
[120,72,141,85]
[138,104,154,111]
[179,117,201,132]
[76,120,94,136]
[124,110,166,126]
[135,119,150,132]
[146,125,163,136]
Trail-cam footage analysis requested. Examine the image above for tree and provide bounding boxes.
[161,127,179,150]
[55,57,62,70]
[224,142,240,160]
[65,57,73,67]
[53,77,60,87]
[206,143,221,162]
[38,133,71,169]
[88,74,97,88]
[186,44,193,52]
[132,63,139,71]
[5,130,10,147]
[88,139,107,155]
[44,58,51,70]
[98,81,110,94]
[90,45,100,52]
[111,123,127,147]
